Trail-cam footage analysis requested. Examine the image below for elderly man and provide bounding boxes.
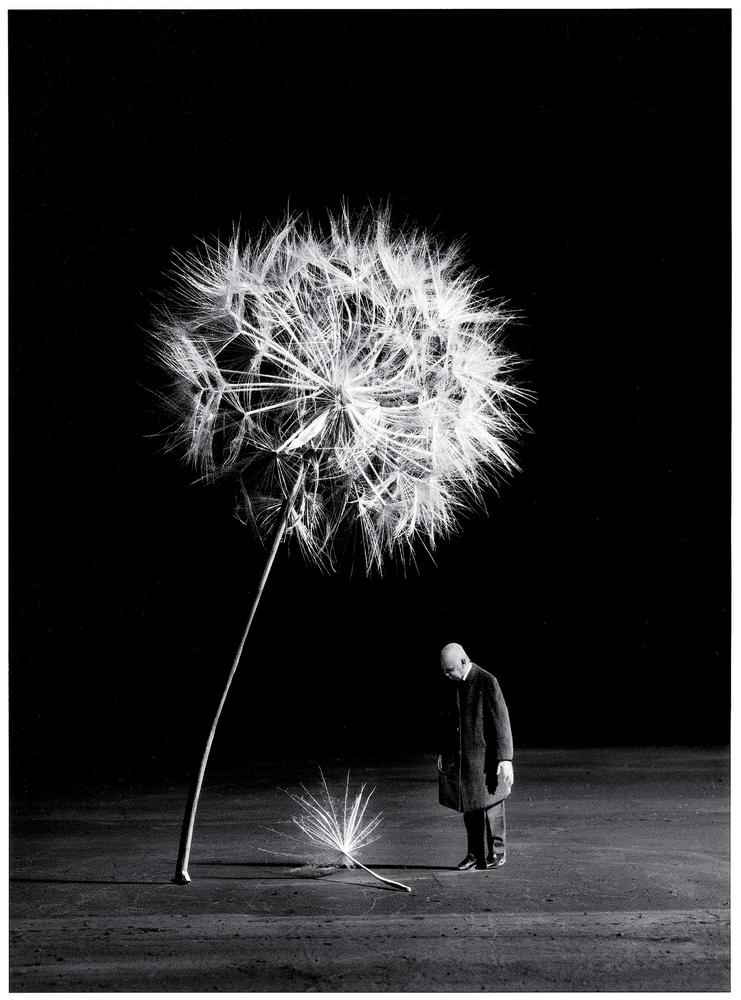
[437,642,514,871]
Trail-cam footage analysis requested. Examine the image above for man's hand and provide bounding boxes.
[497,760,514,789]
[437,754,443,771]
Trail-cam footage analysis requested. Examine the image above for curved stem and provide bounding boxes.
[345,854,412,893]
[174,471,304,884]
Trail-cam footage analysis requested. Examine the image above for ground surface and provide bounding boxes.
[10,747,729,992]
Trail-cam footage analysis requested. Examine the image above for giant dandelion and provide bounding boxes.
[153,207,527,884]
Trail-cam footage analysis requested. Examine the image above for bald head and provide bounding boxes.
[440,643,470,682]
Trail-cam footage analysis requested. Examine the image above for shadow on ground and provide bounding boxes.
[10,747,729,991]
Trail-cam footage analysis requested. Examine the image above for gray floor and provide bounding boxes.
[10,747,729,991]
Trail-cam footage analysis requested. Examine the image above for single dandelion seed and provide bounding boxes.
[280,769,410,892]
[152,206,529,884]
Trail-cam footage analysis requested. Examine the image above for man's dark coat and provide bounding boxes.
[438,663,513,813]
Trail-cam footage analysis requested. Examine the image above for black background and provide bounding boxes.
[9,10,730,792]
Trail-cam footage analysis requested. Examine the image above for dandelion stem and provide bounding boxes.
[173,467,305,885]
[345,854,411,893]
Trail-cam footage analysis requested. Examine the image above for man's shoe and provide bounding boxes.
[485,852,507,869]
[456,853,478,871]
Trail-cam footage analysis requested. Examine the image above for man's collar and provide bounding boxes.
[461,662,473,683]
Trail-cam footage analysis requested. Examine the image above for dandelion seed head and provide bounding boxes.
[153,207,529,570]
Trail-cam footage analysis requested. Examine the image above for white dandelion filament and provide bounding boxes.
[154,208,528,884]
[283,770,411,892]
[155,208,526,572]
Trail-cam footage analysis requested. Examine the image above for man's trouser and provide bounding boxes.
[463,801,506,864]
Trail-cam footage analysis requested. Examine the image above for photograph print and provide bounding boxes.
[9,7,730,992]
